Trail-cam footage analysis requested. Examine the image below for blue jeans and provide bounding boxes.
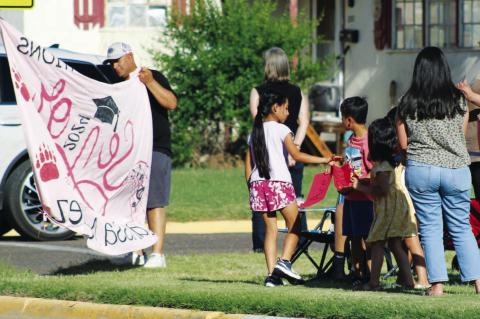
[405,160,480,283]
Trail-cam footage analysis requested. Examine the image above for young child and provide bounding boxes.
[245,92,335,287]
[386,107,429,288]
[351,117,418,290]
[331,130,353,280]
[338,97,374,286]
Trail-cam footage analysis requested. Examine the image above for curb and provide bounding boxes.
[0,296,244,319]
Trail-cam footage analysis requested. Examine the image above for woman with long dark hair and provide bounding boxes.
[396,47,480,296]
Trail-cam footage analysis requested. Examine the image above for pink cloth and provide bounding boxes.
[332,164,352,190]
[249,180,296,212]
[300,172,331,208]
[1,20,157,255]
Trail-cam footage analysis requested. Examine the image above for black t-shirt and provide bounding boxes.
[148,70,176,156]
[255,81,302,134]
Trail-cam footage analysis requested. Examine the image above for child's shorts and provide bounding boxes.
[342,199,374,237]
[249,180,296,212]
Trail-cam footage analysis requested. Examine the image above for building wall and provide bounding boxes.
[98,0,173,67]
[22,0,102,56]
[0,10,24,32]
[343,0,480,122]
[0,0,177,67]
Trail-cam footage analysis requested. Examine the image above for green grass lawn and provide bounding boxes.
[169,166,338,222]
[1,251,479,319]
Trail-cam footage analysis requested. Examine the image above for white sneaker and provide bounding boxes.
[110,252,146,266]
[143,253,166,268]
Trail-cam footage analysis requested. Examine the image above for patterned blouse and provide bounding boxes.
[404,98,470,168]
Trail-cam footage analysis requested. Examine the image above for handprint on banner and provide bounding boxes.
[12,67,32,101]
[35,144,59,182]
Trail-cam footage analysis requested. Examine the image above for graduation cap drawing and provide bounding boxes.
[92,96,120,132]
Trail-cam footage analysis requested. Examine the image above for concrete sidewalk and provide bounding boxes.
[4,218,324,236]
[0,296,301,319]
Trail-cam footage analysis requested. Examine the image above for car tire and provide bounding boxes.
[4,160,75,241]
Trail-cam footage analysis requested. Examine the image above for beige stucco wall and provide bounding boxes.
[0,0,176,68]
[343,0,480,122]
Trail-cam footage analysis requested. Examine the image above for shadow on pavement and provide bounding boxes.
[0,235,82,242]
[49,259,136,276]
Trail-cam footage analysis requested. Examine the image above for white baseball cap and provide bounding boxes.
[103,42,132,64]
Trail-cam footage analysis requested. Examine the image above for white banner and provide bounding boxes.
[0,20,157,255]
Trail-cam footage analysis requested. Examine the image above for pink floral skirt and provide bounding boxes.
[249,180,296,212]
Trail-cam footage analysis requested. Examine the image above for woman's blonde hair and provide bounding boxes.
[263,47,290,82]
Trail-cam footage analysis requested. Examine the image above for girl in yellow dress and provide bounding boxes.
[351,117,417,290]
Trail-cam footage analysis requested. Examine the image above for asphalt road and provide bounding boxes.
[0,233,269,275]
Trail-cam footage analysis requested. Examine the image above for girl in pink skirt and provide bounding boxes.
[245,91,336,287]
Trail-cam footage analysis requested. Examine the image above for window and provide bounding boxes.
[394,0,424,49]
[427,0,457,47]
[393,0,480,49]
[65,62,123,84]
[461,0,480,47]
[106,0,167,28]
[0,56,16,104]
[316,0,336,58]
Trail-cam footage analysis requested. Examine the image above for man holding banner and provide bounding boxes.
[103,43,177,268]
[1,20,160,255]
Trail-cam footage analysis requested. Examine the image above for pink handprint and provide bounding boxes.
[35,144,59,182]
[12,68,31,101]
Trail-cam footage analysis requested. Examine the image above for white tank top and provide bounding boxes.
[249,121,293,183]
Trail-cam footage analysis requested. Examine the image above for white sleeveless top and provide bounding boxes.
[249,121,293,183]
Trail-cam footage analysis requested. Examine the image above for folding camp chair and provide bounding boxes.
[290,206,336,277]
[278,171,338,277]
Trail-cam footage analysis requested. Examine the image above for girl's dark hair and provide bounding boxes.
[386,106,397,125]
[368,117,398,167]
[398,46,465,121]
[252,92,288,179]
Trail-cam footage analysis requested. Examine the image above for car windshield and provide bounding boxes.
[0,57,15,103]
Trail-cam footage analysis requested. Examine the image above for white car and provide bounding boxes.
[0,44,119,240]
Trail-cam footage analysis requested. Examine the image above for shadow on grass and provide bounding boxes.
[302,276,427,295]
[179,276,259,285]
[49,259,136,276]
[179,274,423,294]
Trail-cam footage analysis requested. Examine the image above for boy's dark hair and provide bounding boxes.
[368,117,398,167]
[340,96,368,124]
[398,46,465,121]
[251,92,288,180]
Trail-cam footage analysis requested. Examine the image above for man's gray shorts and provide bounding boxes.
[147,151,172,209]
